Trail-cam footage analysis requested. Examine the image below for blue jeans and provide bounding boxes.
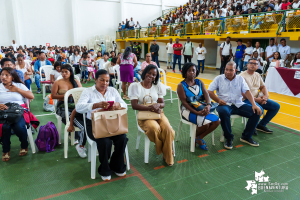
[173,54,182,71]
[81,70,88,80]
[197,59,205,73]
[35,73,41,89]
[216,104,262,140]
[151,55,160,68]
[2,117,28,153]
[167,53,173,67]
[234,57,243,72]
[243,61,248,70]
[244,99,280,127]
[134,70,141,82]
[25,79,32,90]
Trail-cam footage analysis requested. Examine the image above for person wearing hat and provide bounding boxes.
[150,40,160,68]
[233,39,246,73]
[236,1,243,13]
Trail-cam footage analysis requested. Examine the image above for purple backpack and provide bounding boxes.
[35,122,59,152]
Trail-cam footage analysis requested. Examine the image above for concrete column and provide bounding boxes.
[71,0,79,45]
[11,0,21,45]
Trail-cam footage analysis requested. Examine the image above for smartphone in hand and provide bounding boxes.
[103,101,114,111]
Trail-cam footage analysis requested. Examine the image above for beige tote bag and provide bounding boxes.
[91,108,128,139]
[137,95,161,120]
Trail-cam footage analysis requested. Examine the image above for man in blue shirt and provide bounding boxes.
[0,58,25,83]
[34,52,51,94]
[233,39,246,73]
[208,61,262,150]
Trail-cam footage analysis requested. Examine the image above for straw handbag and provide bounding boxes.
[91,108,128,139]
[137,95,161,120]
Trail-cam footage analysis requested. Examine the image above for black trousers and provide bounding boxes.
[76,118,128,176]
[184,55,192,63]
[73,64,80,75]
[136,54,140,61]
[220,55,230,74]
[109,75,117,87]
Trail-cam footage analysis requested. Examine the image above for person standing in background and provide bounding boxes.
[173,38,183,73]
[195,43,207,73]
[219,36,233,74]
[150,40,160,68]
[243,40,254,68]
[233,39,246,73]
[166,38,174,69]
[183,37,194,63]
[275,36,290,66]
[112,41,117,52]
[11,40,18,52]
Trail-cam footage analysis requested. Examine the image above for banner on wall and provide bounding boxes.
[46,43,50,47]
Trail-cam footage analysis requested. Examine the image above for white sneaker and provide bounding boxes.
[101,175,111,181]
[115,172,126,177]
[76,144,87,158]
[74,140,79,145]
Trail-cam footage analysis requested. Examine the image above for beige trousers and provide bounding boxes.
[138,112,175,165]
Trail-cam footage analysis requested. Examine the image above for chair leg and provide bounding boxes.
[43,84,46,99]
[27,127,36,154]
[144,135,150,163]
[244,118,247,129]
[91,142,97,179]
[170,89,173,103]
[57,119,62,144]
[220,130,225,142]
[176,121,182,141]
[70,132,75,146]
[172,141,175,157]
[190,124,196,152]
[125,145,130,171]
[64,126,69,159]
[212,131,215,146]
[88,144,91,162]
[231,118,235,126]
[136,130,141,150]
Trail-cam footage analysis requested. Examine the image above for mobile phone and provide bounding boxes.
[103,101,114,111]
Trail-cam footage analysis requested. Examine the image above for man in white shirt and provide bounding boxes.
[250,0,258,10]
[243,40,254,67]
[293,0,300,8]
[129,17,135,30]
[195,43,207,73]
[252,51,264,73]
[183,37,194,63]
[219,36,233,74]
[112,41,117,52]
[242,1,250,14]
[275,36,290,65]
[135,21,141,29]
[166,38,174,69]
[265,38,277,63]
[156,17,162,26]
[185,10,194,21]
[96,52,109,70]
[104,57,118,86]
[208,61,262,149]
[11,40,18,52]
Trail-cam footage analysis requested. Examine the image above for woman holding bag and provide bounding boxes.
[76,70,128,181]
[177,63,220,151]
[128,65,175,166]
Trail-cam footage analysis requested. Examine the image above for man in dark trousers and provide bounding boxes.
[150,40,160,68]
[132,42,141,61]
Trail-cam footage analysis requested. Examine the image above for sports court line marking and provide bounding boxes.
[35,164,163,200]
[198,154,209,158]
[273,100,300,108]
[35,113,55,117]
[218,149,227,153]
[154,165,166,170]
[235,144,243,148]
[278,112,300,119]
[269,124,300,136]
[177,159,188,163]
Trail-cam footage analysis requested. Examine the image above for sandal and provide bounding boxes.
[123,95,127,100]
[195,138,208,151]
[19,148,28,156]
[2,152,10,162]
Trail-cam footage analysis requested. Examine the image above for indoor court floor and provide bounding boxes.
[1,64,300,200]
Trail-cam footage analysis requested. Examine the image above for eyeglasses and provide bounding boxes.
[248,62,258,65]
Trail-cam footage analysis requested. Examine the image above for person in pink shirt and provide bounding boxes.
[141,53,158,73]
[281,0,291,10]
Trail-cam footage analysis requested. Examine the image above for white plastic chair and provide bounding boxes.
[54,75,80,145]
[24,98,36,154]
[115,67,122,96]
[63,88,85,158]
[135,110,175,163]
[39,65,53,99]
[83,113,130,179]
[176,92,215,152]
[158,68,173,103]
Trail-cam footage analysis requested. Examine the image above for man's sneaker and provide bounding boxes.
[253,130,258,136]
[224,139,233,150]
[101,175,111,181]
[179,70,182,72]
[36,88,41,94]
[256,124,273,134]
[115,171,126,177]
[173,70,175,73]
[76,144,87,158]
[240,137,259,147]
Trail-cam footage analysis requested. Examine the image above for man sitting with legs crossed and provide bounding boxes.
[240,58,280,134]
[208,61,262,149]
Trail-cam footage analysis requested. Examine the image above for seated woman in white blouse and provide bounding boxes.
[128,65,175,166]
[0,67,34,162]
[16,54,33,89]
[50,61,62,84]
[268,51,285,68]
[76,69,128,181]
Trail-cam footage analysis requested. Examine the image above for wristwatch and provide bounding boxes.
[206,103,212,107]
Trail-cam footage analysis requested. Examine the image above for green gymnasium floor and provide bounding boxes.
[1,82,300,200]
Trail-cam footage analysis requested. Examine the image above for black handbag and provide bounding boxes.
[187,94,218,112]
[0,103,24,125]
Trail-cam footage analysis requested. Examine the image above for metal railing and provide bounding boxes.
[117,9,300,40]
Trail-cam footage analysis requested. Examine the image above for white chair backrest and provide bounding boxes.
[40,65,53,81]
[64,87,86,123]
[176,91,183,118]
[262,61,267,73]
[116,67,121,83]
[158,68,168,86]
[56,75,80,81]
[24,60,31,65]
